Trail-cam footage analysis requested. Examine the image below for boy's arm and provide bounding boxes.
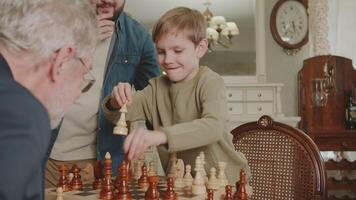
[161,77,229,152]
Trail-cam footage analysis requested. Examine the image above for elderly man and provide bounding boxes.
[46,0,160,186]
[0,0,97,199]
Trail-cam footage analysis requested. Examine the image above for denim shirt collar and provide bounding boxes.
[115,12,127,33]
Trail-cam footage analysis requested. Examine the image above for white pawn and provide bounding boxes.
[192,156,206,195]
[56,187,64,200]
[207,167,219,190]
[183,165,193,187]
[217,162,228,189]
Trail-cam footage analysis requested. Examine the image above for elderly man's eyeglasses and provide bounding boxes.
[78,58,96,93]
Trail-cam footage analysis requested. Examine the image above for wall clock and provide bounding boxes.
[270,0,308,54]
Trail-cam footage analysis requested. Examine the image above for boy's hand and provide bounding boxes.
[124,128,167,160]
[110,82,132,109]
[97,13,114,41]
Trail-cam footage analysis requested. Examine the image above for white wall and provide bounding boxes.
[265,0,310,116]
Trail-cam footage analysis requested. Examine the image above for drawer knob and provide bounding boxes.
[257,93,262,97]
[229,107,233,111]
[257,107,262,111]
[228,93,232,97]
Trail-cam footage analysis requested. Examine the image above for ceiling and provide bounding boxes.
[125,0,255,28]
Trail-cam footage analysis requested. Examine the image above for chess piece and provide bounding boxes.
[199,152,208,182]
[163,177,177,200]
[133,157,144,180]
[113,103,128,135]
[148,160,157,177]
[56,187,64,200]
[224,185,233,200]
[145,176,160,200]
[70,164,83,190]
[68,173,74,182]
[192,156,206,195]
[207,167,219,190]
[115,162,123,189]
[57,165,72,192]
[126,159,133,182]
[217,162,228,189]
[138,163,149,190]
[207,189,214,200]
[100,152,114,200]
[183,165,193,188]
[82,162,94,182]
[116,160,133,200]
[93,160,103,190]
[234,170,247,200]
[173,159,184,188]
[167,152,177,178]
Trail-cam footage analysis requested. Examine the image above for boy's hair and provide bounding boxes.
[152,7,207,46]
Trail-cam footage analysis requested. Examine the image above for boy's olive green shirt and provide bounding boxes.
[103,66,251,183]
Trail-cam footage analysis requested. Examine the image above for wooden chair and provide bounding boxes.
[231,115,327,200]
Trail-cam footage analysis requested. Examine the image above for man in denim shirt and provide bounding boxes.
[46,0,160,186]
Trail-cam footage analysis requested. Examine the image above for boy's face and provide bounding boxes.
[156,32,208,83]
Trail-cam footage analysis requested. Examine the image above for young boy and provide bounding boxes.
[103,7,250,184]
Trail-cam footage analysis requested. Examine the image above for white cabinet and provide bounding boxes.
[224,82,301,130]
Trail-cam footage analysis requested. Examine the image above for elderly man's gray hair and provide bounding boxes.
[0,0,97,62]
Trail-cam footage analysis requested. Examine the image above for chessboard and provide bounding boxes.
[45,177,227,200]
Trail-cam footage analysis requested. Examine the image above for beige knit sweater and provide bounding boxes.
[103,66,251,184]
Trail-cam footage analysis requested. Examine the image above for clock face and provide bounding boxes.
[275,1,308,45]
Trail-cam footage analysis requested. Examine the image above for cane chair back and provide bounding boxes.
[231,115,326,200]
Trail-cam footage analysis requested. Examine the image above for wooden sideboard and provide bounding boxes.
[298,55,356,199]
[224,82,300,130]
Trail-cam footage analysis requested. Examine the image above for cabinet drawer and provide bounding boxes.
[227,103,243,115]
[226,89,243,101]
[314,137,356,151]
[246,103,273,115]
[246,89,273,101]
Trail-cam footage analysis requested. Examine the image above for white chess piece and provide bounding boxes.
[199,152,208,182]
[192,156,206,195]
[183,165,193,188]
[207,167,219,190]
[68,173,74,182]
[167,152,177,178]
[174,159,185,188]
[217,161,228,189]
[148,160,157,176]
[133,154,145,180]
[56,187,64,200]
[113,103,128,135]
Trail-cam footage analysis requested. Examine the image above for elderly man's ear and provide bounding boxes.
[50,44,76,81]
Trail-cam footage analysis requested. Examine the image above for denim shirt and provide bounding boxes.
[97,12,160,171]
[48,12,160,173]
